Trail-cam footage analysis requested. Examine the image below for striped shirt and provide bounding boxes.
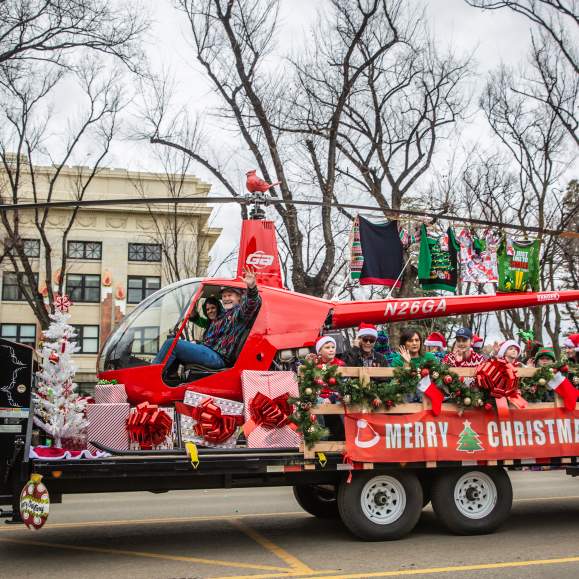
[203,287,261,364]
[442,351,487,367]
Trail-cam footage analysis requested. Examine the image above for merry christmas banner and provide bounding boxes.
[344,408,579,463]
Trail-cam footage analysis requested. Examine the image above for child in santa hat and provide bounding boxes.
[563,334,579,364]
[314,336,345,367]
[424,331,447,361]
[496,340,524,367]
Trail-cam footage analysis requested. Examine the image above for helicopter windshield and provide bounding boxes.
[98,279,200,371]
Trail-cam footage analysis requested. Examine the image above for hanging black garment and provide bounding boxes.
[358,217,404,287]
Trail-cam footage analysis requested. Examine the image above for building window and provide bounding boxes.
[2,272,38,301]
[133,326,159,355]
[1,323,36,346]
[72,325,100,354]
[67,240,102,260]
[128,243,161,262]
[127,276,161,304]
[4,238,40,258]
[66,274,100,303]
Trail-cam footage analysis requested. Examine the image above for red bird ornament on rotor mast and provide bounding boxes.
[246,169,281,193]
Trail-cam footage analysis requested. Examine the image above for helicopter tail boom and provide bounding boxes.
[330,290,579,329]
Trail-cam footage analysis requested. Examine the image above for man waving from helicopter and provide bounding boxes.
[156,268,261,371]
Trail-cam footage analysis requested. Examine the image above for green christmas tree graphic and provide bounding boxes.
[456,420,484,453]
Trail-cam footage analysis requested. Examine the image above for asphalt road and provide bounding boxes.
[1,470,579,579]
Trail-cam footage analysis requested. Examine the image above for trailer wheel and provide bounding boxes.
[337,471,422,541]
[293,484,339,518]
[431,468,512,535]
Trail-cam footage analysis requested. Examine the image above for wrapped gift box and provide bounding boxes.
[94,383,127,404]
[128,405,175,450]
[86,403,130,453]
[177,390,244,449]
[241,370,302,448]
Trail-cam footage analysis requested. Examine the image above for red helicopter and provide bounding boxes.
[95,197,579,405]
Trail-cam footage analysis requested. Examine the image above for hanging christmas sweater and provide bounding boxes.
[358,217,404,287]
[457,228,500,284]
[418,225,460,292]
[349,216,364,280]
[497,237,541,292]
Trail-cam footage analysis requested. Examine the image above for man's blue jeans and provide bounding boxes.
[154,338,225,369]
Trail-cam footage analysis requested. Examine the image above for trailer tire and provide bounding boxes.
[337,471,422,541]
[431,468,512,535]
[293,484,339,518]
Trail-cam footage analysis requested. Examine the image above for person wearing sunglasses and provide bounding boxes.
[343,323,388,368]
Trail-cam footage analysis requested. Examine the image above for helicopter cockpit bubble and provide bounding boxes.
[98,279,201,372]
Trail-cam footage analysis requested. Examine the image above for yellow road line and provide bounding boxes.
[0,536,289,572]
[210,572,337,579]
[230,518,315,574]
[0,510,306,533]
[281,555,579,579]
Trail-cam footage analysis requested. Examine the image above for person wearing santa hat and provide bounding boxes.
[496,339,524,367]
[563,333,579,364]
[472,334,485,353]
[313,335,345,367]
[343,323,388,368]
[424,331,447,361]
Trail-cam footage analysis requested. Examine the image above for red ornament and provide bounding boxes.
[559,365,569,374]
[372,398,381,409]
[316,364,323,369]
[54,294,72,313]
[314,378,325,386]
[443,375,453,385]
[454,389,461,396]
[420,368,430,378]
[328,377,337,386]
[309,414,317,423]
[49,352,59,364]
[386,400,394,408]
[484,402,493,411]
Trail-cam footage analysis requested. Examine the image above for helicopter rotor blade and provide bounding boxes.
[0,194,576,238]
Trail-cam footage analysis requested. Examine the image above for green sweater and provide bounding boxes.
[390,352,438,368]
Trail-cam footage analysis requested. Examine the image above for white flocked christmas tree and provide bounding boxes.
[33,295,88,448]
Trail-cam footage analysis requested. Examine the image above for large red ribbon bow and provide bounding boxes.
[243,392,296,436]
[476,359,527,418]
[176,398,243,445]
[127,402,173,449]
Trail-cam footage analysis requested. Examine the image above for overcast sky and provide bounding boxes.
[106,0,535,274]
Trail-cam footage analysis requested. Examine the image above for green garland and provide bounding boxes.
[291,359,579,448]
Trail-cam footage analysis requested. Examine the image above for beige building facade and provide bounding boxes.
[0,164,220,391]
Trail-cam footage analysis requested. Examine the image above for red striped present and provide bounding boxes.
[94,383,127,404]
[241,371,302,448]
[86,403,130,453]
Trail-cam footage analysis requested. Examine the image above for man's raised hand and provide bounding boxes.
[242,266,257,289]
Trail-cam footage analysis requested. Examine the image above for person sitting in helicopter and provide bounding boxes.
[191,296,223,339]
[155,269,261,371]
[563,334,579,364]
[343,323,388,368]
[496,339,524,367]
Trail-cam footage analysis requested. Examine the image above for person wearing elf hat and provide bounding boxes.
[533,347,557,367]
[496,339,524,367]
[343,323,388,368]
[423,331,447,361]
[563,333,579,364]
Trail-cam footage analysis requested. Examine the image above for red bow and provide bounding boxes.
[476,359,527,418]
[243,392,296,436]
[176,398,243,445]
[127,402,173,449]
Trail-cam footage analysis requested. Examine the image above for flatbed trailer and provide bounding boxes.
[3,431,579,541]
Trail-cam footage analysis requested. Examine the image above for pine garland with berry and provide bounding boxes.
[519,365,556,402]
